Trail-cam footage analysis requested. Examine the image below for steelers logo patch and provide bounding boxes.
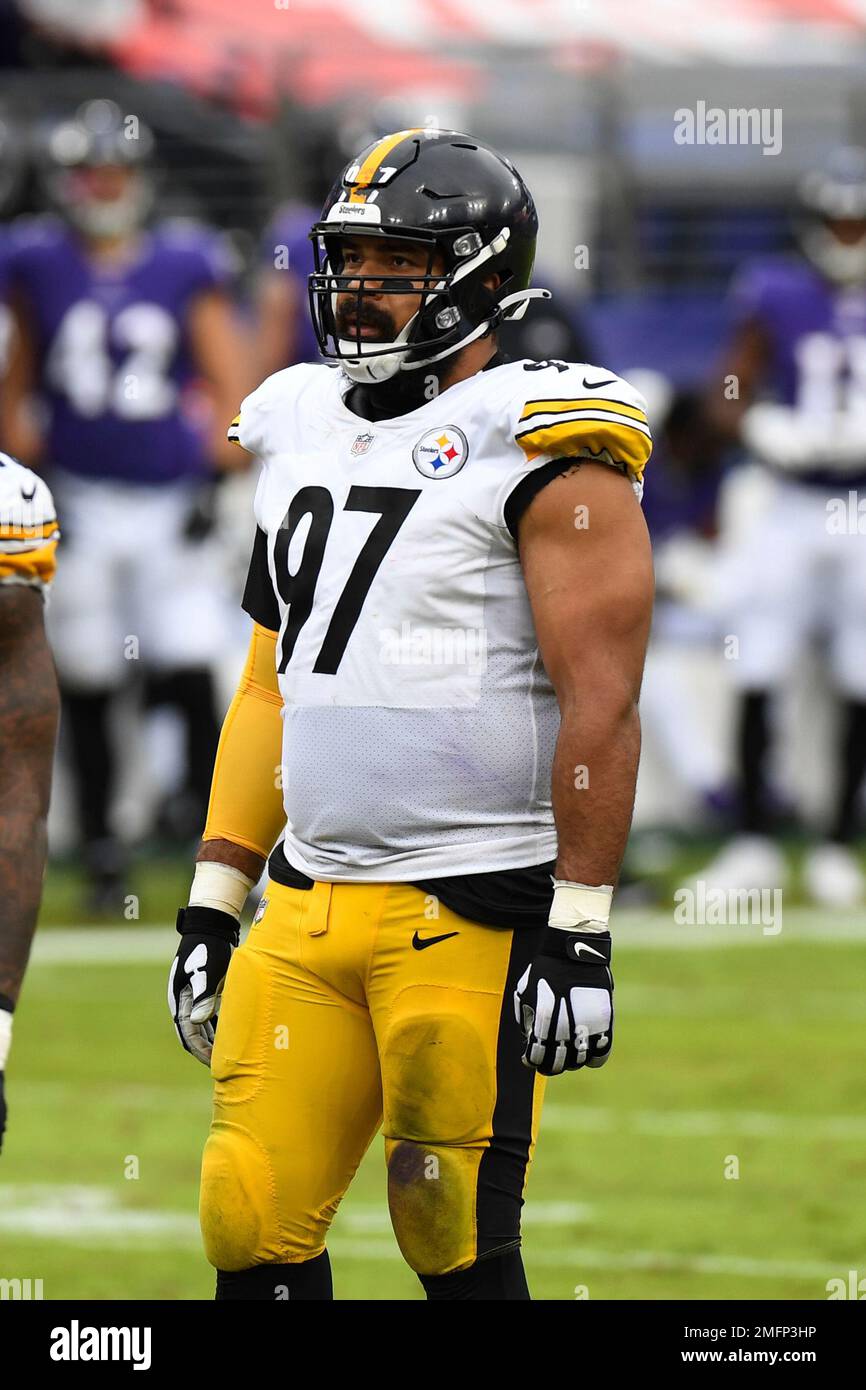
[412,426,469,479]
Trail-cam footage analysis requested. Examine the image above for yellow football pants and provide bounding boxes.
[200,877,546,1277]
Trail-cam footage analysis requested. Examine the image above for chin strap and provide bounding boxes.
[399,289,552,373]
[497,287,552,322]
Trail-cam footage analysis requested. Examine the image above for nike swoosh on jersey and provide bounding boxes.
[581,375,618,390]
[411,930,459,951]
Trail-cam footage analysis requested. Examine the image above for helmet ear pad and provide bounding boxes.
[446,263,515,334]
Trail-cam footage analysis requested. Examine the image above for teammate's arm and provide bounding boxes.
[0,299,43,468]
[186,289,254,475]
[168,621,286,1066]
[0,586,60,1149]
[513,460,653,1076]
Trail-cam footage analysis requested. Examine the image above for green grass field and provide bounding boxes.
[2,855,865,1301]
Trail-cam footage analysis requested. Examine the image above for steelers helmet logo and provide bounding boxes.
[412,426,469,479]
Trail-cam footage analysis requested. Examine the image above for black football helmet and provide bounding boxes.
[42,99,154,238]
[308,128,549,383]
[797,146,866,284]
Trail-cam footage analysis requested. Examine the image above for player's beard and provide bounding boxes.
[333,299,399,345]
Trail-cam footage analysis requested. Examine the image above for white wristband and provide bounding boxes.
[548,880,614,933]
[0,1007,12,1071]
[189,862,255,919]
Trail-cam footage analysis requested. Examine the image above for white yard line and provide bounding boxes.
[0,1187,588,1242]
[541,1103,866,1140]
[28,909,866,966]
[0,1186,841,1283]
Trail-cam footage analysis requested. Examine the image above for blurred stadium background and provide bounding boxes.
[1,0,865,1301]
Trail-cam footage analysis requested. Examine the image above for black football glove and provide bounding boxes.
[167,906,239,1067]
[514,927,613,1075]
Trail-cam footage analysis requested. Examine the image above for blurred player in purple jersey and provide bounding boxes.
[701,147,866,905]
[1,100,252,911]
[255,201,322,379]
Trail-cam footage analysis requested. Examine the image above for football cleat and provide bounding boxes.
[803,842,865,908]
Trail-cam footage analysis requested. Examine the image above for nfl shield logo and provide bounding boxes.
[351,432,375,457]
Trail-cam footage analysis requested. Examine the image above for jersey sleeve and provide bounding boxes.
[236,397,282,630]
[514,363,651,477]
[159,223,239,312]
[241,525,280,632]
[0,453,60,592]
[227,378,271,454]
[478,362,652,532]
[226,365,313,456]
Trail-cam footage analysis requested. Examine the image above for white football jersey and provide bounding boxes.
[232,358,651,880]
[0,451,59,592]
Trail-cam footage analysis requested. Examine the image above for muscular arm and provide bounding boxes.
[518,463,654,886]
[186,289,255,475]
[194,621,285,883]
[0,586,59,1005]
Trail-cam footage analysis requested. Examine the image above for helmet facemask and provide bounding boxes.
[797,150,866,285]
[52,166,153,239]
[308,223,540,383]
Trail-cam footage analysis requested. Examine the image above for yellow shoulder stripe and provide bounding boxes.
[0,538,58,586]
[227,414,243,447]
[520,397,648,424]
[517,418,652,476]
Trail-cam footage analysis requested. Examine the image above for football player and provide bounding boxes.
[0,451,60,1152]
[168,129,654,1300]
[701,147,866,904]
[1,99,252,908]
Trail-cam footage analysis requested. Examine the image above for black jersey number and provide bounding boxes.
[274,484,420,675]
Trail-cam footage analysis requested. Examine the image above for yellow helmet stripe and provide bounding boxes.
[347,128,425,203]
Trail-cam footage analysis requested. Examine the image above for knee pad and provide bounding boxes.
[200,1126,278,1272]
[382,997,498,1276]
[386,1137,480,1276]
